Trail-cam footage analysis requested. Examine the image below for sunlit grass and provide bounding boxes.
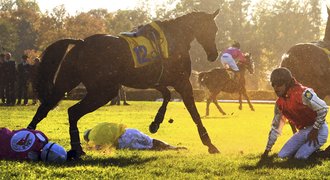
[1,100,330,179]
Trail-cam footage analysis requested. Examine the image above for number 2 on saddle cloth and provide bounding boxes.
[134,45,160,64]
[120,22,169,68]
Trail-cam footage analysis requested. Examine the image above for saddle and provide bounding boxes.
[225,69,241,84]
[120,24,162,55]
[120,22,169,67]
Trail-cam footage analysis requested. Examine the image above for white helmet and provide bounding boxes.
[41,142,67,163]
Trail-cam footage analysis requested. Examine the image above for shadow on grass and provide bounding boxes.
[39,154,158,168]
[241,154,323,170]
[201,113,239,119]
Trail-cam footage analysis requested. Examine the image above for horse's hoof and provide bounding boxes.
[67,149,86,161]
[149,122,159,134]
[208,146,220,154]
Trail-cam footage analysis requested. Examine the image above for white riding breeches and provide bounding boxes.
[278,122,328,159]
[220,53,239,72]
[117,128,153,149]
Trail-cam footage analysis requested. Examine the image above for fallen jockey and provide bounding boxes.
[84,122,187,151]
[0,127,67,163]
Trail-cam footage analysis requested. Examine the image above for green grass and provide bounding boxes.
[1,100,330,179]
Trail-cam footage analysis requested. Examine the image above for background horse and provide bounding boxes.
[27,10,221,158]
[280,7,330,99]
[198,53,255,116]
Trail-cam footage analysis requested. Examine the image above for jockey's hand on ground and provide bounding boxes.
[261,149,270,159]
[257,149,271,166]
[307,128,319,147]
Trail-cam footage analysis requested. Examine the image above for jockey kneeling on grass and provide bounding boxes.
[262,67,328,160]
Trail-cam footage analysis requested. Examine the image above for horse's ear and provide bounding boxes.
[212,9,220,18]
[327,5,330,16]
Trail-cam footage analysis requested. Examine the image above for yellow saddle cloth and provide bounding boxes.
[120,22,169,68]
[310,41,330,61]
[320,47,330,61]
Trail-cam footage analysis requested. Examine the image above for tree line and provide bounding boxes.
[0,0,324,90]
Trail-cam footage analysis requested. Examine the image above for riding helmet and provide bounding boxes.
[41,142,67,163]
[232,41,240,49]
[84,129,91,142]
[270,67,294,87]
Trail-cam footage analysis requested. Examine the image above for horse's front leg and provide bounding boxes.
[242,88,254,111]
[149,86,171,133]
[67,88,118,159]
[174,79,219,154]
[238,92,243,110]
[212,98,226,115]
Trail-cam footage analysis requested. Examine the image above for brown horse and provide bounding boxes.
[280,7,330,99]
[198,53,255,116]
[281,43,330,99]
[27,10,221,158]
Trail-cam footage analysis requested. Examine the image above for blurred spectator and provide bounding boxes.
[0,53,5,104]
[16,55,31,105]
[110,85,129,106]
[30,57,40,105]
[4,52,16,106]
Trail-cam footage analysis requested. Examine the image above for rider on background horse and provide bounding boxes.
[219,41,246,81]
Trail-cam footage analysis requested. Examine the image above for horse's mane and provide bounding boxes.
[156,11,211,26]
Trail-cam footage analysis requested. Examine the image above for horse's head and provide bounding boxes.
[190,10,220,62]
[241,53,255,74]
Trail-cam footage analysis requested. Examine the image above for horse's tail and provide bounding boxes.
[37,39,84,103]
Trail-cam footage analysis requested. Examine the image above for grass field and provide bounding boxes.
[1,100,330,179]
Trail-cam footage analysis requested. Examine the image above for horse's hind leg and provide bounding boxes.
[205,98,211,116]
[149,86,171,133]
[27,89,66,129]
[67,86,119,158]
[174,79,219,154]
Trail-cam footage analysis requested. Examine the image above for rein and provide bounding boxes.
[155,60,164,86]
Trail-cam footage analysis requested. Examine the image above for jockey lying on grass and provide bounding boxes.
[84,122,186,151]
[0,127,67,163]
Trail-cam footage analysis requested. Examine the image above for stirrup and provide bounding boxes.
[120,32,137,37]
